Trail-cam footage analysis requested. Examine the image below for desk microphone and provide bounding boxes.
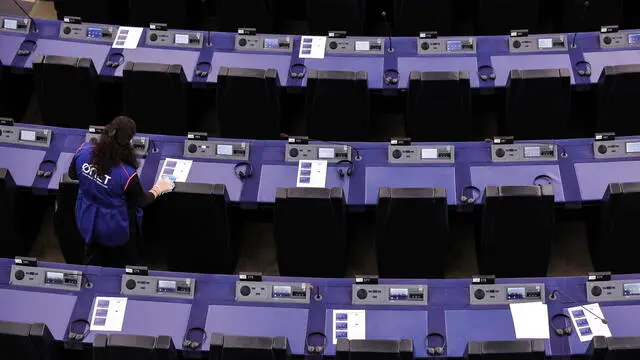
[10,0,38,33]
[381,11,394,53]
[571,0,590,48]
[549,289,608,324]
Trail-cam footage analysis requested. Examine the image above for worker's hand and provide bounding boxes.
[153,178,175,195]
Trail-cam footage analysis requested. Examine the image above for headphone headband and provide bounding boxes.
[183,327,207,350]
[425,332,446,356]
[305,331,327,354]
[67,318,91,341]
[384,68,399,86]
[551,313,573,337]
[37,159,57,178]
[459,185,481,204]
[289,63,307,79]
[233,161,253,180]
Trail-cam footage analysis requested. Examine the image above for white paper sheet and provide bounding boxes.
[299,36,327,59]
[567,303,611,342]
[296,160,327,188]
[332,310,366,344]
[158,158,193,182]
[112,27,144,49]
[90,297,128,332]
[509,302,550,339]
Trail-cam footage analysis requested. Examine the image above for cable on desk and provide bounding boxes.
[557,143,569,158]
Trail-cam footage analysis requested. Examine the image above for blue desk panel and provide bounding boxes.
[0,33,25,66]
[568,305,640,354]
[303,57,385,89]
[584,50,640,84]
[27,39,110,70]
[257,164,351,203]
[153,161,243,202]
[470,164,565,202]
[491,54,575,86]
[115,48,200,80]
[397,56,479,88]
[0,146,45,187]
[364,166,457,205]
[209,52,292,85]
[574,161,640,201]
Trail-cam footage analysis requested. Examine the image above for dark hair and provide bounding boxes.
[91,116,139,177]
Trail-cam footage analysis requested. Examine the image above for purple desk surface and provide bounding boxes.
[84,299,191,348]
[154,161,243,202]
[446,309,551,358]
[0,146,45,186]
[397,56,479,88]
[303,57,385,89]
[470,164,565,202]
[568,305,640,354]
[257,164,351,203]
[324,309,428,356]
[53,152,146,190]
[574,161,640,201]
[0,34,23,66]
[490,54,574,87]
[0,288,77,340]
[25,39,110,70]
[365,166,457,205]
[208,52,291,85]
[205,305,309,354]
[116,48,200,79]
[584,51,640,84]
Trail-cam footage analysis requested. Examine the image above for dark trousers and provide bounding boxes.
[83,213,141,268]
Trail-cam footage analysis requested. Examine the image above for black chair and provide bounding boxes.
[596,65,640,136]
[477,185,555,277]
[209,334,291,360]
[53,0,110,24]
[0,168,19,258]
[216,0,274,32]
[122,62,189,136]
[274,187,347,277]
[406,71,472,142]
[475,0,540,35]
[465,339,545,360]
[53,174,85,265]
[305,70,370,141]
[394,0,454,36]
[587,336,640,360]
[128,0,188,29]
[0,321,56,360]
[561,0,623,32]
[217,67,281,139]
[505,69,571,140]
[33,55,100,129]
[93,334,177,360]
[376,187,449,278]
[306,0,364,35]
[336,339,415,360]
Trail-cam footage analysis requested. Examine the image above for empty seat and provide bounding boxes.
[0,321,56,360]
[505,69,571,140]
[477,185,555,277]
[33,55,100,129]
[587,336,640,360]
[123,62,189,136]
[217,67,281,139]
[336,339,415,360]
[465,339,545,360]
[561,0,623,32]
[209,334,291,360]
[128,0,188,29]
[216,0,274,32]
[0,168,19,258]
[406,71,472,142]
[475,0,540,35]
[376,187,449,278]
[596,65,640,136]
[93,334,177,360]
[394,0,454,36]
[53,174,85,265]
[306,0,364,35]
[305,70,370,141]
[274,187,347,277]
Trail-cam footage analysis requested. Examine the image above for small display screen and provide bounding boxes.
[175,34,189,45]
[629,34,640,44]
[216,144,233,156]
[447,40,462,51]
[506,287,526,300]
[87,27,103,38]
[272,285,292,298]
[157,280,177,292]
[19,130,36,142]
[389,288,409,301]
[3,19,18,30]
[318,148,335,159]
[624,283,640,296]
[626,142,640,153]
[538,38,553,49]
[45,272,64,284]
[355,41,370,51]
[421,148,438,159]
[524,146,541,157]
[264,38,280,49]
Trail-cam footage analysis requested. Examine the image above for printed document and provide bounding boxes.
[567,303,611,342]
[90,297,128,332]
[296,160,327,188]
[112,27,143,49]
[299,36,327,59]
[332,309,366,344]
[158,158,192,182]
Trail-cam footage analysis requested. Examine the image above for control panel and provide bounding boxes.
[352,284,428,306]
[121,274,195,299]
[184,140,250,161]
[388,145,455,164]
[235,34,293,53]
[146,29,204,49]
[470,283,545,305]
[85,132,150,158]
[285,144,352,163]
[600,30,640,49]
[236,281,311,304]
[586,279,640,302]
[10,264,83,291]
[593,139,640,159]
[0,16,30,34]
[417,37,475,55]
[509,35,567,53]
[326,37,385,55]
[491,143,557,162]
[59,23,117,43]
[0,125,52,148]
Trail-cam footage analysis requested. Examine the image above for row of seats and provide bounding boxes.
[31,55,640,141]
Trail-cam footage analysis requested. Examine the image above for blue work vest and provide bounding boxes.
[74,142,142,247]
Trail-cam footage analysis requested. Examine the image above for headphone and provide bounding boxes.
[289,63,307,79]
[37,160,57,178]
[305,331,327,354]
[233,161,253,180]
[551,313,573,336]
[195,61,212,78]
[67,318,91,341]
[459,185,481,204]
[425,332,446,356]
[384,69,399,85]
[478,65,496,81]
[574,60,592,77]
[17,40,37,56]
[337,159,354,178]
[105,53,124,68]
[182,327,207,350]
[533,174,553,186]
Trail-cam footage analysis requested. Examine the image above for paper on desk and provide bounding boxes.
[90,297,128,332]
[332,309,366,344]
[158,158,192,182]
[509,302,550,339]
[112,27,143,49]
[567,303,611,342]
[299,36,327,59]
[296,160,327,188]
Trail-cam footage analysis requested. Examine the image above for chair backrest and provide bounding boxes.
[406,71,471,141]
[33,55,99,129]
[376,187,449,278]
[394,0,454,36]
[306,0,364,35]
[478,185,555,277]
[475,0,539,35]
[93,334,177,360]
[505,68,571,140]
[0,321,55,360]
[274,187,347,277]
[587,336,640,360]
[305,70,370,141]
[128,0,188,29]
[217,67,281,139]
[209,334,291,360]
[122,62,189,136]
[336,339,415,360]
[53,173,85,265]
[562,0,623,32]
[597,64,640,136]
[465,339,545,360]
[0,168,19,258]
[216,0,274,32]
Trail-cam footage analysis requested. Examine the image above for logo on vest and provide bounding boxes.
[81,163,112,187]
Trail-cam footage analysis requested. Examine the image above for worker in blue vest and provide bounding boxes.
[68,116,174,268]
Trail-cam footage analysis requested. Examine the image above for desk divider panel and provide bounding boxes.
[490,54,574,86]
[470,164,565,202]
[25,39,110,70]
[575,161,640,201]
[0,147,45,186]
[257,164,350,203]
